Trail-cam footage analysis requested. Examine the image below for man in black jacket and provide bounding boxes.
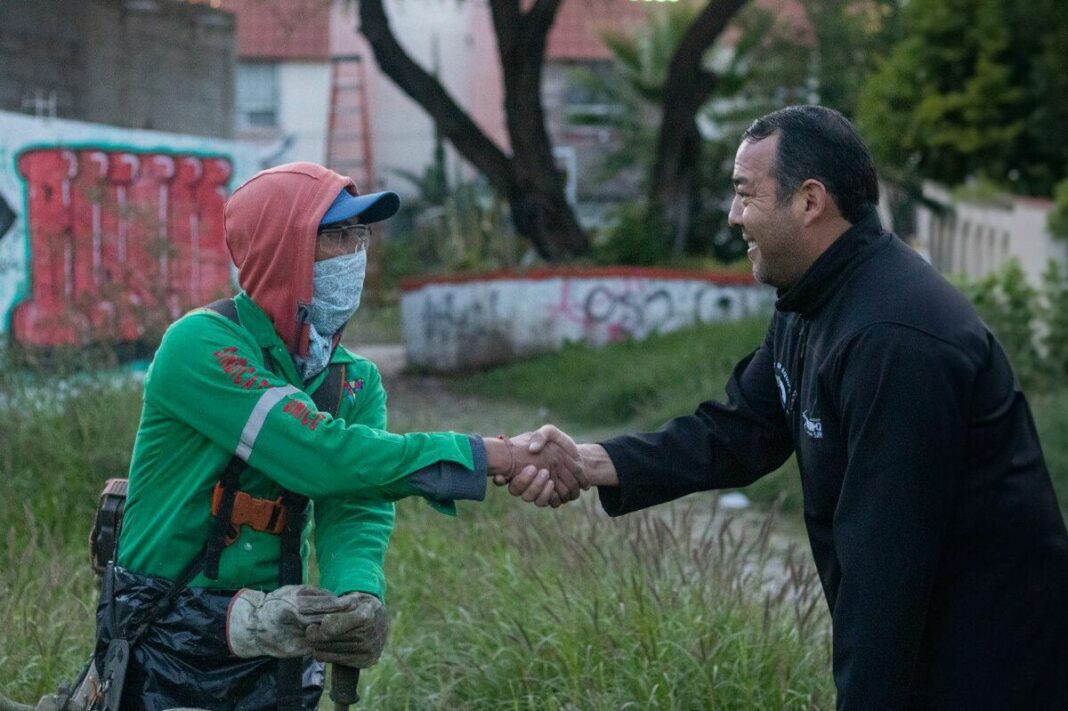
[512,106,1068,708]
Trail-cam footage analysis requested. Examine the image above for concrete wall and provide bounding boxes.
[401,268,773,371]
[918,183,1068,284]
[0,110,257,347]
[0,0,235,138]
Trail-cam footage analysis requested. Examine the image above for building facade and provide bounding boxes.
[0,0,235,138]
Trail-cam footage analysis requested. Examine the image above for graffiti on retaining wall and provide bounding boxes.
[403,274,774,371]
[548,278,756,343]
[421,289,498,347]
[549,280,678,341]
[7,148,233,347]
[419,287,517,366]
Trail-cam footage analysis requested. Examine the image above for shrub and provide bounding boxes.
[954,258,1068,390]
[1048,178,1068,240]
[593,203,671,267]
[1041,260,1068,382]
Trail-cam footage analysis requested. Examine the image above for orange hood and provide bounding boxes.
[224,162,355,357]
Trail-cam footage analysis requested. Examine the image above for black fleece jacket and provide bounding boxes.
[599,212,1068,709]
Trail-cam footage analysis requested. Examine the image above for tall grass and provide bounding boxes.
[0,368,142,699]
[363,495,833,709]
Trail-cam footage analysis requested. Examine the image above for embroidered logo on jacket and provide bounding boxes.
[802,410,823,439]
[774,361,795,413]
[343,378,364,405]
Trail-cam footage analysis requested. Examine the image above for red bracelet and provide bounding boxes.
[496,434,517,480]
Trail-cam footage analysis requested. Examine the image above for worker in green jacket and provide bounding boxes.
[93,162,584,710]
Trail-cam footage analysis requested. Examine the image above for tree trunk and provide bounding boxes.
[651,0,750,254]
[357,0,588,260]
[493,0,589,259]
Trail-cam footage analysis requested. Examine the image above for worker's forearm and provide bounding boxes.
[578,444,619,487]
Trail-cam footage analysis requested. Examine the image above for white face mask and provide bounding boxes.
[296,250,366,380]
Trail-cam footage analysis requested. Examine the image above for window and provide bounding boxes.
[236,62,279,129]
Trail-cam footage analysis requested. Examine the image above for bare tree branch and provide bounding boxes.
[664,0,749,116]
[356,0,590,258]
[358,0,515,194]
[491,0,588,258]
[525,0,565,37]
[487,0,521,57]
[651,0,750,252]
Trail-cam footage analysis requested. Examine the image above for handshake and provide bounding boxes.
[482,425,592,508]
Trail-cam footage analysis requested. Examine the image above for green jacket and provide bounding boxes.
[117,292,475,598]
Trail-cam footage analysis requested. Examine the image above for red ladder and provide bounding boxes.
[326,54,375,191]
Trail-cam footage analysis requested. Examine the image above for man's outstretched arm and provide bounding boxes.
[511,332,795,513]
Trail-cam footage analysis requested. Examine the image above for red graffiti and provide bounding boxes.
[11,148,234,348]
[282,399,328,431]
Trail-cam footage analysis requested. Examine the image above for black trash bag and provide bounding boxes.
[94,567,324,711]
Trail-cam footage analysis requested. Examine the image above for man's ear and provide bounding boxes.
[797,179,832,227]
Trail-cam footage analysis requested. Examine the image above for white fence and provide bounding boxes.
[917,182,1067,284]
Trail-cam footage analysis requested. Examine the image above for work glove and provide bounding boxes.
[226,585,354,658]
[305,592,389,668]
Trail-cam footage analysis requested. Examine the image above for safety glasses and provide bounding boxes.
[317,223,371,255]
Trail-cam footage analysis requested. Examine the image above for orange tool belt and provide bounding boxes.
[210,482,288,545]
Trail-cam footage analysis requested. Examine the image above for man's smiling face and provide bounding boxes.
[728,133,806,289]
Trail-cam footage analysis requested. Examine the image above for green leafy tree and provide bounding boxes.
[857,0,1068,196]
[801,0,903,118]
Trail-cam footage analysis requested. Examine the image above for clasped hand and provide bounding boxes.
[227,585,387,668]
[489,425,587,507]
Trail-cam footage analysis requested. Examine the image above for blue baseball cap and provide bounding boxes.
[320,188,400,226]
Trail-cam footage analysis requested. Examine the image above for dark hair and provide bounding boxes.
[742,105,879,224]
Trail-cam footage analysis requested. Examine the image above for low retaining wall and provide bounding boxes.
[400,267,774,371]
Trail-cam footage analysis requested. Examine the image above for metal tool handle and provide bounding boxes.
[330,664,360,710]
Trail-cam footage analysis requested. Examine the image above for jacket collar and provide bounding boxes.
[774,210,890,317]
[233,292,357,386]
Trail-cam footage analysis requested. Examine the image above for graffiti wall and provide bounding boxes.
[401,267,775,371]
[0,110,256,348]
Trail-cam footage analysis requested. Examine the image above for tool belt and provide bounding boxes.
[212,483,288,543]
[89,477,295,580]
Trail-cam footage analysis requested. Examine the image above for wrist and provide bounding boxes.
[482,436,514,478]
[578,444,619,487]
